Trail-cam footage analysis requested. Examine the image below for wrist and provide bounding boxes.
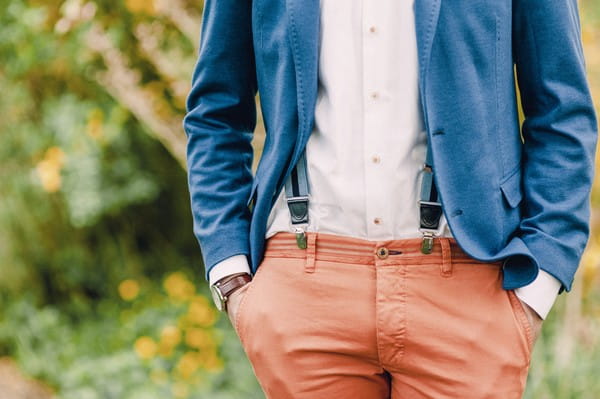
[215,272,250,284]
[514,269,561,320]
[210,272,252,312]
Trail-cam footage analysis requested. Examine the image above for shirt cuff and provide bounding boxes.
[514,269,561,320]
[208,254,252,287]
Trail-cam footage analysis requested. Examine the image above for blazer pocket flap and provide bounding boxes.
[500,167,523,208]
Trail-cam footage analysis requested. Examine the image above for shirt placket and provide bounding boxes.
[362,0,391,239]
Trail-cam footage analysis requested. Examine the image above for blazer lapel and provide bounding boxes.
[414,0,442,122]
[285,0,320,171]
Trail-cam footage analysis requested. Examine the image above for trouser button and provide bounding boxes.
[376,247,389,259]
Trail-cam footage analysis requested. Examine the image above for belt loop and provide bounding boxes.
[440,237,453,277]
[304,232,317,273]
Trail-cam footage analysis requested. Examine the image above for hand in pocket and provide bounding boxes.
[226,283,252,331]
[517,297,544,345]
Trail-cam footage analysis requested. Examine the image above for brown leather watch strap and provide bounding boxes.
[216,272,252,299]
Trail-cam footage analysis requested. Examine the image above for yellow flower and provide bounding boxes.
[36,147,66,193]
[191,295,210,307]
[184,328,214,350]
[134,336,157,360]
[186,297,217,326]
[36,161,62,192]
[200,350,224,373]
[158,344,173,358]
[161,325,182,347]
[175,351,202,379]
[163,272,196,301]
[45,147,65,166]
[125,0,155,14]
[118,279,140,301]
[86,108,104,140]
[158,325,181,357]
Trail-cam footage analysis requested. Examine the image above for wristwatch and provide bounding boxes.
[210,272,252,312]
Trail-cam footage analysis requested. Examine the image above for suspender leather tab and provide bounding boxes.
[286,196,309,224]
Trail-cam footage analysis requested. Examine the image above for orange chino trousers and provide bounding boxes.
[233,232,534,398]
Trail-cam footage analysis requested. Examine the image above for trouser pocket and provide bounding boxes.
[396,261,532,398]
[506,289,535,355]
[234,258,269,347]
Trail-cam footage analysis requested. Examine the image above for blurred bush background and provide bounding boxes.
[0,0,598,398]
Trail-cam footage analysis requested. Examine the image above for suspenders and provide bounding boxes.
[284,151,310,249]
[417,140,443,254]
[284,141,444,254]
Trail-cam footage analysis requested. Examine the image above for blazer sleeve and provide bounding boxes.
[183,0,258,280]
[512,0,598,291]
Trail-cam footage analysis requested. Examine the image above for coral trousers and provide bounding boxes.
[234,232,534,398]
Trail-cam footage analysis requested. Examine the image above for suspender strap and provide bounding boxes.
[284,140,443,253]
[285,151,309,248]
[418,140,443,254]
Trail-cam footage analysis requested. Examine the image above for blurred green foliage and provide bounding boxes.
[0,0,262,397]
[0,0,599,398]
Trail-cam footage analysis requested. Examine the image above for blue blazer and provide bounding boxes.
[184,0,598,291]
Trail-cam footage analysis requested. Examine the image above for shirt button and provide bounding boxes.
[370,92,379,100]
[371,155,381,164]
[373,217,382,225]
[369,26,377,33]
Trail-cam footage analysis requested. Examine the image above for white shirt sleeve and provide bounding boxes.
[514,269,562,320]
[208,254,252,287]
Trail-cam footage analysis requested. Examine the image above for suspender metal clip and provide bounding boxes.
[294,227,308,249]
[420,231,435,254]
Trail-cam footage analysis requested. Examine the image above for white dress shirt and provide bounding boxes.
[209,0,560,319]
